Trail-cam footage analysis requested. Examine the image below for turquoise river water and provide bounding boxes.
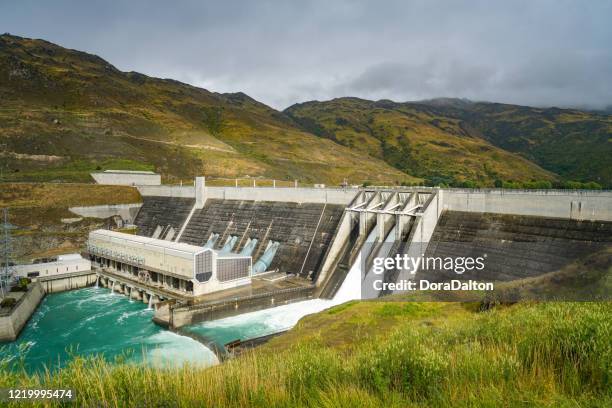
[0,287,218,372]
[0,260,361,373]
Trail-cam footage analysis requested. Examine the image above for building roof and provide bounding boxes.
[57,253,85,261]
[90,229,207,255]
[102,170,158,175]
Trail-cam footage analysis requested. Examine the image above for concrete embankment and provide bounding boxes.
[156,286,315,329]
[0,282,45,342]
[0,272,97,341]
[38,271,98,293]
[69,203,143,223]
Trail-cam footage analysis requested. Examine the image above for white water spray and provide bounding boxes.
[189,246,368,341]
[147,294,153,310]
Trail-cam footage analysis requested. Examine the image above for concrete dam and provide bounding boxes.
[87,178,612,328]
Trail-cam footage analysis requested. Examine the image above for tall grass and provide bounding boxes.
[0,302,610,407]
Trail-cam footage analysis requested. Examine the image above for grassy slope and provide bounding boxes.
[286,97,612,186]
[285,98,556,186]
[0,34,415,186]
[0,301,609,407]
[0,249,609,406]
[459,102,612,186]
[0,251,609,406]
[1,183,141,260]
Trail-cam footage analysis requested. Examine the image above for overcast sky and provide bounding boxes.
[2,0,611,110]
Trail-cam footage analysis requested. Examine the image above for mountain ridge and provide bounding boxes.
[1,33,609,187]
[0,33,414,185]
[285,97,611,187]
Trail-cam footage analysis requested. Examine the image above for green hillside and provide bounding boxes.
[0,34,414,186]
[286,97,612,187]
[445,101,612,186]
[1,34,610,188]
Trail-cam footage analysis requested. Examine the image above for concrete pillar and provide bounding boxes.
[130,287,142,301]
[195,176,206,209]
[396,215,405,241]
[377,213,385,241]
[359,212,368,235]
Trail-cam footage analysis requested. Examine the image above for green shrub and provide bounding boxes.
[0,297,17,308]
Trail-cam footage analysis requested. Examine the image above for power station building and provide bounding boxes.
[87,230,252,297]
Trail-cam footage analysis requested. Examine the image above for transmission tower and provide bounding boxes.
[0,208,18,295]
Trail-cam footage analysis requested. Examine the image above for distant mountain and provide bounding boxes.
[1,34,610,187]
[286,97,612,187]
[0,34,412,185]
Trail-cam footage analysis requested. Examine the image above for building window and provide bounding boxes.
[217,258,250,282]
[195,251,213,281]
[28,272,40,278]
[195,272,212,282]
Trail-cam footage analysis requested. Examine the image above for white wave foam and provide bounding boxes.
[191,254,363,340]
[143,331,219,368]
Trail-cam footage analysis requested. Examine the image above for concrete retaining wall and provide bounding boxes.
[69,203,142,223]
[136,185,196,198]
[206,187,358,204]
[0,282,45,341]
[38,271,97,293]
[137,184,359,204]
[443,189,612,221]
[165,286,314,328]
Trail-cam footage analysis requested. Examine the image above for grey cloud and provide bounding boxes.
[1,0,611,109]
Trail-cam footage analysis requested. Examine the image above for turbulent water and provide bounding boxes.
[0,287,218,372]
[0,254,363,373]
[183,253,363,350]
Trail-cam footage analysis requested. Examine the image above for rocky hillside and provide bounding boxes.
[0,34,413,186]
[285,97,612,187]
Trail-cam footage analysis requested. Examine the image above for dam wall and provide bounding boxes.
[205,187,358,204]
[128,184,611,303]
[444,189,612,221]
[136,183,612,221]
[179,199,345,278]
[421,211,612,282]
[133,196,195,237]
[137,184,358,204]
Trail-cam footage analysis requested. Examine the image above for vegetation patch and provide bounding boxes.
[0,302,609,407]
